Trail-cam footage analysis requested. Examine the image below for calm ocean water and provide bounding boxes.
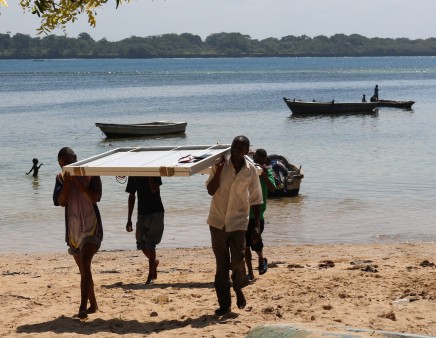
[1,57,436,253]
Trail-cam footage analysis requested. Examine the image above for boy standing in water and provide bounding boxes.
[53,147,103,320]
[26,158,43,177]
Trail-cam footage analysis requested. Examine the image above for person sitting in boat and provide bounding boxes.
[270,158,288,190]
[362,94,367,102]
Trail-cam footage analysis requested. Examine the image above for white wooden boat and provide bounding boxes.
[95,121,187,138]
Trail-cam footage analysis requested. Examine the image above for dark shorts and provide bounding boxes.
[245,218,265,252]
[68,235,101,256]
[136,212,164,250]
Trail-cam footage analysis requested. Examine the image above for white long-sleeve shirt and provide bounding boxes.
[206,157,263,232]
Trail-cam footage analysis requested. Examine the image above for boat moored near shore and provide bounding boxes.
[375,100,415,109]
[95,121,187,138]
[283,97,378,115]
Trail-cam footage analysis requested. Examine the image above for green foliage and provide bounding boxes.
[18,0,130,35]
[2,32,436,59]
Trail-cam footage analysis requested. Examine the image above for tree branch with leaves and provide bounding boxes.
[15,0,126,34]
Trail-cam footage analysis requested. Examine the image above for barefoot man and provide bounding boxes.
[126,176,164,284]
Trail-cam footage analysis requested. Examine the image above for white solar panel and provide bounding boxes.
[63,144,231,177]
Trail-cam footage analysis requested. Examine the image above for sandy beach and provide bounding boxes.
[1,243,435,337]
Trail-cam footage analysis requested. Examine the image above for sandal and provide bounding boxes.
[259,258,268,275]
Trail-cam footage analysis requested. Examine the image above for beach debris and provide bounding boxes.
[378,310,396,321]
[392,298,410,306]
[262,306,283,317]
[318,260,335,269]
[398,290,422,302]
[361,264,378,273]
[347,261,378,273]
[268,261,279,268]
[287,264,304,269]
[154,295,170,304]
[322,304,333,310]
[11,294,31,300]
[150,311,159,317]
[419,260,435,268]
[100,269,121,274]
[2,271,30,276]
[262,306,275,314]
[338,291,348,299]
[350,259,373,265]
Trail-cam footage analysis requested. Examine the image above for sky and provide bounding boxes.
[1,0,436,41]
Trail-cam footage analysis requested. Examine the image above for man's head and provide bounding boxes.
[230,135,250,162]
[57,147,77,168]
[253,148,268,165]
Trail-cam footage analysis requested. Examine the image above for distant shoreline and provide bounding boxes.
[2,32,436,59]
[1,54,436,60]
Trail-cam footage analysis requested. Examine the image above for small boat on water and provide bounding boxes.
[95,121,187,138]
[283,97,378,115]
[375,100,415,109]
[268,154,304,197]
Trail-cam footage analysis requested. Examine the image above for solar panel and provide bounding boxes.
[63,144,231,177]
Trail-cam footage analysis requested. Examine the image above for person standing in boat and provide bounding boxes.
[362,94,367,102]
[125,176,164,285]
[245,149,276,281]
[373,85,379,101]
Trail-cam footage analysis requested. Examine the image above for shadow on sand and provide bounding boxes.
[17,312,239,335]
[101,281,215,290]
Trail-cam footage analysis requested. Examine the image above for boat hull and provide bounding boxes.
[95,121,187,138]
[376,100,415,109]
[283,97,378,115]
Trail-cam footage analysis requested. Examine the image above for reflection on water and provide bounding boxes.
[31,177,40,191]
[288,110,379,121]
[98,132,187,144]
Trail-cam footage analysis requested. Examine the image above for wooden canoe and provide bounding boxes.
[375,100,415,109]
[95,121,187,138]
[283,97,378,115]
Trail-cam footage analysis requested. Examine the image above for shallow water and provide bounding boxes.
[1,57,436,253]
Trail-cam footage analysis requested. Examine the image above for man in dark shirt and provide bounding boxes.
[126,176,164,284]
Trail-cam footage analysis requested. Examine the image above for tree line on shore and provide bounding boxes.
[2,32,436,59]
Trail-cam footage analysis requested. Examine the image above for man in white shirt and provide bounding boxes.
[206,135,263,316]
